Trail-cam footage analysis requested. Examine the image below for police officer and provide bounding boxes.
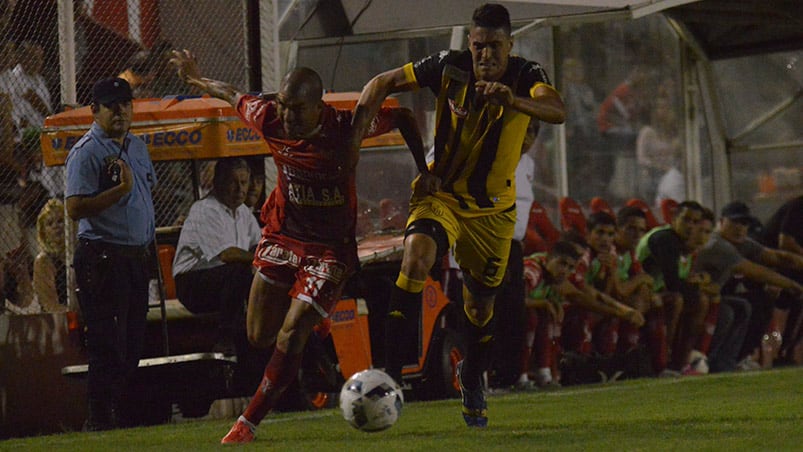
[65,77,156,431]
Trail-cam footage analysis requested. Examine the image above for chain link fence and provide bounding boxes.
[1,0,252,314]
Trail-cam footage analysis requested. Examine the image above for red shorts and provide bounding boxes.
[253,232,357,317]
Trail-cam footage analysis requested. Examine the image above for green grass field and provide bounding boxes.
[4,367,802,451]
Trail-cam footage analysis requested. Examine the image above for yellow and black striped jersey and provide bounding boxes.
[403,49,556,217]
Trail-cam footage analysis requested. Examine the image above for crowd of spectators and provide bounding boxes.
[498,195,802,390]
[1,37,56,314]
[0,33,193,316]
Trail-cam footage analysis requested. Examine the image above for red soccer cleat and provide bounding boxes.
[221,416,255,444]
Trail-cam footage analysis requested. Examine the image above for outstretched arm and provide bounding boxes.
[392,108,441,196]
[352,67,416,144]
[170,49,244,106]
[734,259,803,295]
[348,67,418,169]
[475,82,566,124]
[758,248,803,272]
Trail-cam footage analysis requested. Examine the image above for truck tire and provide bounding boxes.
[178,396,215,418]
[421,327,464,400]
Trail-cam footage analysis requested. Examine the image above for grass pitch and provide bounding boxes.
[3,367,802,451]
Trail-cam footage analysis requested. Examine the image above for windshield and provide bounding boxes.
[355,146,419,238]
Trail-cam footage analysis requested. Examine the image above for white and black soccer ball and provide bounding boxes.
[339,369,403,432]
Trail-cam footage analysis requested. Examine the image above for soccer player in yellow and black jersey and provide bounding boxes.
[355,3,565,427]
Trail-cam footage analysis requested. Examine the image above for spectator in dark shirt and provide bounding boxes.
[636,200,704,371]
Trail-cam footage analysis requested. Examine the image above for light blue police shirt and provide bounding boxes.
[65,122,156,246]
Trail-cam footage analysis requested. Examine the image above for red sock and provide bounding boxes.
[617,321,641,354]
[562,306,591,355]
[519,309,538,375]
[242,349,302,425]
[533,310,553,369]
[580,314,596,355]
[697,302,720,355]
[549,321,563,380]
[595,318,619,356]
[646,309,668,372]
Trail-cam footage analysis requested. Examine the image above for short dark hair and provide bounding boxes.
[677,200,704,216]
[472,3,511,35]
[617,206,645,227]
[212,157,250,195]
[587,211,616,232]
[701,207,715,223]
[559,229,588,249]
[550,240,581,261]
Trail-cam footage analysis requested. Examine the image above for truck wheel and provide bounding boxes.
[119,384,172,426]
[178,397,215,418]
[421,328,464,400]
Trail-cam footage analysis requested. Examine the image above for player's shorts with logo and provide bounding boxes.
[253,232,357,317]
[407,194,515,288]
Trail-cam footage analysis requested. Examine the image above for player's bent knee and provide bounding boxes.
[396,273,426,293]
[248,329,276,349]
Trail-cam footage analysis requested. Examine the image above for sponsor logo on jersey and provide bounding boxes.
[448,98,468,118]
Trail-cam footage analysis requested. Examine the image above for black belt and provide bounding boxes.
[79,239,151,260]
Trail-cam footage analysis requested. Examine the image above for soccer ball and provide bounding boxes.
[339,369,403,432]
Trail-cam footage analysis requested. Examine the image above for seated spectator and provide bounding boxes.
[560,230,645,357]
[692,208,752,373]
[697,201,803,370]
[244,158,266,218]
[583,211,629,356]
[760,195,803,363]
[636,201,707,373]
[521,240,580,388]
[551,230,645,384]
[1,82,34,314]
[681,208,720,374]
[611,208,656,318]
[613,206,670,374]
[9,41,51,133]
[172,158,261,354]
[33,198,68,313]
[18,126,54,259]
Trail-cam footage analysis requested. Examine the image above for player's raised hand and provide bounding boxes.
[170,49,202,84]
[475,80,514,106]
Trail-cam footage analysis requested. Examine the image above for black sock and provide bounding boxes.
[384,285,422,384]
[461,314,496,391]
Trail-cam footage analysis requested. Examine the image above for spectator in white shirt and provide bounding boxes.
[173,158,261,354]
[9,41,51,133]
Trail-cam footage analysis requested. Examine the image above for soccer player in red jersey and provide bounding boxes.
[171,50,427,444]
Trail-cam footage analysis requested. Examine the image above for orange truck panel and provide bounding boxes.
[407,278,451,375]
[329,298,373,381]
[41,94,404,166]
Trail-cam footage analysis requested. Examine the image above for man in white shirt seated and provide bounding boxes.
[173,158,262,354]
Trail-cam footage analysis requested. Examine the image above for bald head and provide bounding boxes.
[276,67,325,139]
[280,67,323,104]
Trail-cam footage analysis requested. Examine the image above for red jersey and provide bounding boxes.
[236,95,396,247]
[569,248,592,289]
